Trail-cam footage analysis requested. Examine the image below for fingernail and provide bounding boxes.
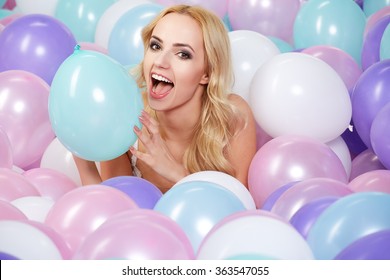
[133,125,140,132]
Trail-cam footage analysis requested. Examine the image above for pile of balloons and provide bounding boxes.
[1,0,390,260]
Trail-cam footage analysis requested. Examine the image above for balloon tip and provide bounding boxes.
[74,44,81,51]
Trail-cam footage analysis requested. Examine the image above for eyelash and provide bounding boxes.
[148,40,192,60]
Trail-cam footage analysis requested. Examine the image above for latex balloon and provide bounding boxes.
[0,220,63,259]
[326,136,352,179]
[0,168,40,201]
[229,30,280,102]
[363,0,390,17]
[45,185,138,254]
[49,47,143,161]
[23,167,78,201]
[348,170,390,194]
[249,52,352,143]
[307,192,390,260]
[0,128,12,169]
[271,177,351,221]
[101,176,162,209]
[0,70,55,169]
[174,171,256,210]
[54,0,116,42]
[0,14,77,85]
[154,180,246,252]
[371,102,390,169]
[16,0,58,15]
[95,0,153,48]
[248,135,348,208]
[74,209,194,260]
[294,0,366,65]
[11,196,55,223]
[197,210,314,260]
[349,149,386,181]
[0,200,28,221]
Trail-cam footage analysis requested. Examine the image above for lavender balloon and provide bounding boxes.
[0,14,77,85]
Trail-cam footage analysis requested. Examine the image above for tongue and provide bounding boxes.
[153,82,174,95]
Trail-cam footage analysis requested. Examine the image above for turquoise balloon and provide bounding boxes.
[49,46,143,161]
[0,8,13,19]
[55,0,116,42]
[268,36,294,53]
[108,3,164,66]
[154,180,246,253]
[363,0,390,17]
[307,192,390,260]
[293,0,366,65]
[380,24,390,60]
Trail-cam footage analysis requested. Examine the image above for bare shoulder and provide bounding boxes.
[227,93,254,116]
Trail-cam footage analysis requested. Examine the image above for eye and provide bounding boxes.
[149,40,161,51]
[178,51,192,60]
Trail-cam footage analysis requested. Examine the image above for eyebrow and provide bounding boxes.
[151,35,196,53]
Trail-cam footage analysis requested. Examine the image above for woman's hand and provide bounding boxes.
[130,110,189,183]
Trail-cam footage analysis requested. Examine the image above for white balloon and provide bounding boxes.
[326,136,352,179]
[249,52,352,143]
[11,196,55,223]
[0,220,62,259]
[229,30,280,101]
[174,171,256,210]
[95,0,153,48]
[197,212,314,260]
[16,0,58,15]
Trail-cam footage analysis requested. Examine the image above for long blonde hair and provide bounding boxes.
[137,5,244,176]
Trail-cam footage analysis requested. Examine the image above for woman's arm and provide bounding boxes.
[73,153,133,185]
[227,94,257,188]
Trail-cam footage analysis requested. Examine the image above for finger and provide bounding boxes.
[140,111,160,136]
[133,125,152,148]
[129,146,154,166]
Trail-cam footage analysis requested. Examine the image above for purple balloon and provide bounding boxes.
[261,181,298,211]
[370,102,390,169]
[0,251,19,260]
[334,230,390,260]
[0,14,77,85]
[351,59,390,149]
[361,15,390,71]
[290,197,339,239]
[101,176,162,209]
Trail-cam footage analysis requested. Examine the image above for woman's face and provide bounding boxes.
[143,13,209,111]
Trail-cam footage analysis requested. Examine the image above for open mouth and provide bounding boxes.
[151,73,174,98]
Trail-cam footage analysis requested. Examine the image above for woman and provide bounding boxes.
[74,5,257,192]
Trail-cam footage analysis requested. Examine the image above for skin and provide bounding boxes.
[74,13,257,193]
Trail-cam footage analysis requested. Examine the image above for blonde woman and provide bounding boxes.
[74,5,257,192]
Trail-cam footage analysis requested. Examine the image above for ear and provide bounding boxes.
[199,73,209,85]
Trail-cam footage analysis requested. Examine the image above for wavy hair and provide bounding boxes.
[136,5,245,176]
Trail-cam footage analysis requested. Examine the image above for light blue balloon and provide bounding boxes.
[380,24,390,60]
[49,46,143,161]
[0,8,13,19]
[55,0,116,42]
[268,36,294,53]
[307,192,390,260]
[154,180,246,253]
[363,0,390,17]
[108,3,164,66]
[293,0,366,65]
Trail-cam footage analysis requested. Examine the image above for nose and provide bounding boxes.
[154,50,170,69]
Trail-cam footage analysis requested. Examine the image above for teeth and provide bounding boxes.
[152,74,173,83]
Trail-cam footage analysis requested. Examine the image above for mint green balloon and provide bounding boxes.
[363,0,390,17]
[294,0,366,65]
[380,24,390,60]
[268,36,294,53]
[49,46,143,161]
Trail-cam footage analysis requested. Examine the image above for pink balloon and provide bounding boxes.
[271,177,352,221]
[23,220,72,260]
[0,128,12,169]
[365,6,390,38]
[228,0,300,43]
[23,168,78,201]
[74,209,194,260]
[0,168,40,201]
[349,149,386,181]
[0,70,55,169]
[3,0,16,10]
[248,135,348,208]
[45,185,138,254]
[302,45,362,91]
[348,170,390,194]
[0,200,28,220]
[78,42,108,55]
